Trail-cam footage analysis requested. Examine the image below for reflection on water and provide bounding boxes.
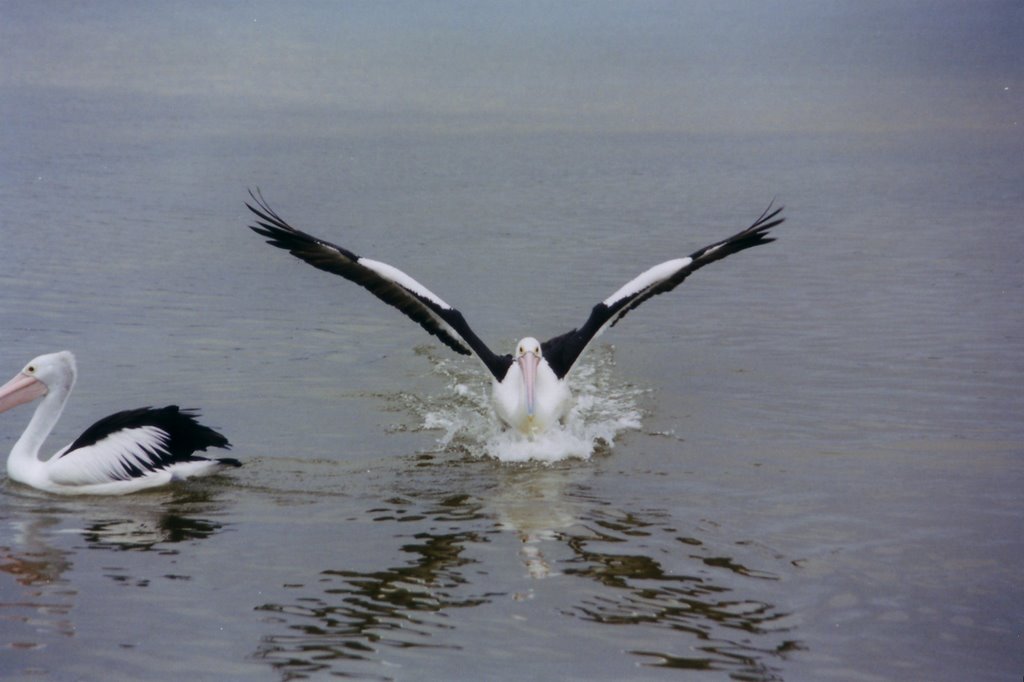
[490,464,586,580]
[255,492,491,680]
[0,515,77,649]
[0,486,234,666]
[562,507,802,678]
[81,510,224,552]
[253,460,802,681]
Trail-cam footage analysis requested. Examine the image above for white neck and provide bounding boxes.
[7,380,71,482]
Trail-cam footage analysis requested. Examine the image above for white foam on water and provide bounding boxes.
[409,344,646,463]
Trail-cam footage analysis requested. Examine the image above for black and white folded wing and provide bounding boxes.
[540,203,784,379]
[247,190,513,381]
[46,406,236,488]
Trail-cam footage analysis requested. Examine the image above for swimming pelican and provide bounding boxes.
[0,351,239,494]
[247,190,783,436]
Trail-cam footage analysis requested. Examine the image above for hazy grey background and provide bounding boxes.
[3,1,1020,137]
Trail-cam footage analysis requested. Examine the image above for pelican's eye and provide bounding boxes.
[26,365,35,374]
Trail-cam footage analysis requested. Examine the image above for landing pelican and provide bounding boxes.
[0,351,239,494]
[247,191,783,436]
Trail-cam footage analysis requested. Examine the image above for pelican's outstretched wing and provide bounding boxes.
[247,190,513,381]
[541,203,784,379]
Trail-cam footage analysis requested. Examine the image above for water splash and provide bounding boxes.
[394,344,646,463]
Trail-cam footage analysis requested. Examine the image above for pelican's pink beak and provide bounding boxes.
[518,351,540,417]
[0,372,46,414]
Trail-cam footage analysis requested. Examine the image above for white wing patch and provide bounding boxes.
[49,426,170,486]
[602,257,692,307]
[360,258,454,310]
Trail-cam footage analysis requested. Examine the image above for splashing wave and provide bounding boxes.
[387,345,645,463]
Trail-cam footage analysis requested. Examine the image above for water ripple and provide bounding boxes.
[252,464,803,680]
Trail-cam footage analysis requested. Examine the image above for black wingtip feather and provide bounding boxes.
[245,188,298,244]
[245,189,364,264]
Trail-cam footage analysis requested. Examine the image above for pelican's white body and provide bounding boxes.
[491,337,572,437]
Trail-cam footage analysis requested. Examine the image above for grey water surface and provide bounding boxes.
[2,5,1023,682]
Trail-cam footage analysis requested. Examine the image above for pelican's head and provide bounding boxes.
[0,351,76,414]
[515,337,543,417]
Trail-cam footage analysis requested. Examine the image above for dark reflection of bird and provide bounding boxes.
[0,517,72,587]
[491,466,585,579]
[247,190,783,437]
[81,514,224,551]
[254,495,487,676]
